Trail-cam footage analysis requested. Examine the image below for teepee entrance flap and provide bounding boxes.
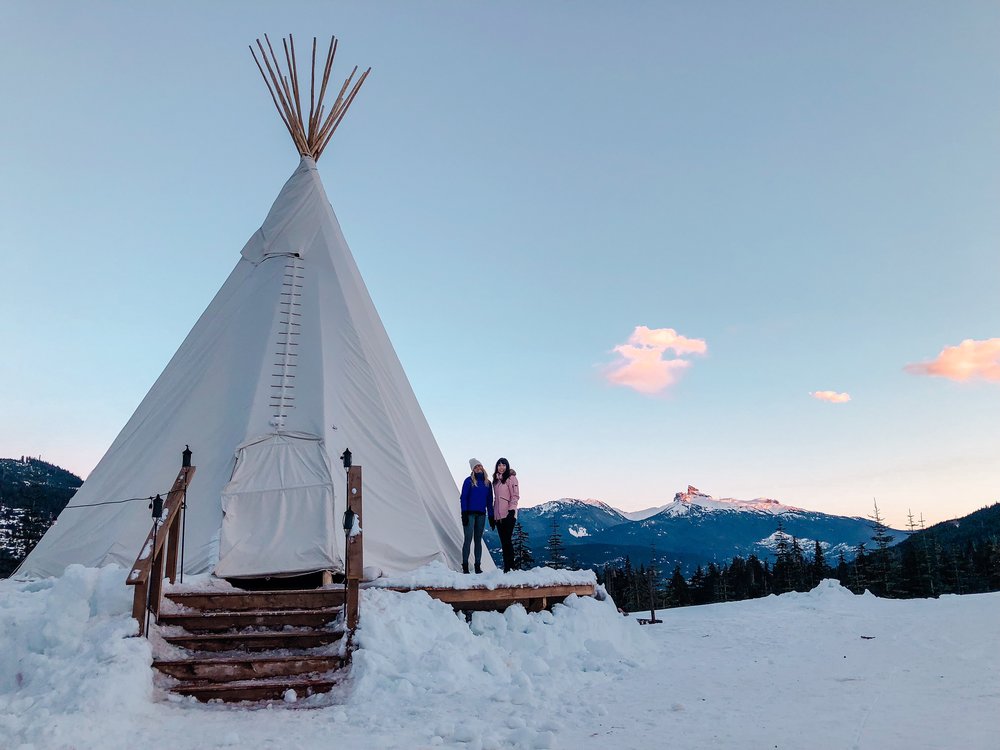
[215,432,340,578]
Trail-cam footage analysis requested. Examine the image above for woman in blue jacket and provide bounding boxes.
[460,458,494,573]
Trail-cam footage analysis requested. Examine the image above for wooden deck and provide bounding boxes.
[379,582,597,612]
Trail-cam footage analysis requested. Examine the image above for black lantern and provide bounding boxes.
[343,507,356,532]
[150,494,164,519]
[340,448,352,469]
[182,445,192,468]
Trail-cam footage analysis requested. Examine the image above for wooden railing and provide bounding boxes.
[126,458,358,637]
[127,464,195,636]
[345,464,363,631]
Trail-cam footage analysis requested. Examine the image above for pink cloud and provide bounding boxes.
[627,325,708,355]
[810,390,851,404]
[905,338,1000,383]
[605,326,707,394]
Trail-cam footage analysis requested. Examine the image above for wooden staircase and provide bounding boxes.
[153,587,348,703]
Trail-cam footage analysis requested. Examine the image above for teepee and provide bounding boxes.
[19,35,494,579]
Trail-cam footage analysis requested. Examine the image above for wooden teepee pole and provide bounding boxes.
[251,34,368,161]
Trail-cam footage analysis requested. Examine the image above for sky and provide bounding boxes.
[1,2,998,528]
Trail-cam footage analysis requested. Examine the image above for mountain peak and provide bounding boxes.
[666,487,804,515]
[534,497,624,518]
[675,485,710,503]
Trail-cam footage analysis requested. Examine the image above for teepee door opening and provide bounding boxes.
[215,432,341,578]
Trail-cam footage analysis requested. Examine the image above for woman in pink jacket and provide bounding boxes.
[492,457,520,572]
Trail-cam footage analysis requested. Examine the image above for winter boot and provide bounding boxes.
[462,562,470,574]
[475,563,482,574]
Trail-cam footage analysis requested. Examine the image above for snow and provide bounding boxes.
[529,498,623,518]
[668,486,806,515]
[2,567,999,749]
[364,560,597,591]
[529,488,809,523]
[755,532,856,560]
[620,505,670,521]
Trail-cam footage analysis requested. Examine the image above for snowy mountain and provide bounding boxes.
[526,497,629,540]
[511,486,905,572]
[0,457,82,577]
[620,505,671,521]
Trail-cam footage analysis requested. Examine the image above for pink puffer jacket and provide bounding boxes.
[493,473,520,519]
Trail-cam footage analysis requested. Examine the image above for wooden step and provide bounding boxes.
[158,607,342,632]
[154,653,344,682]
[163,628,345,652]
[172,674,341,703]
[166,588,345,612]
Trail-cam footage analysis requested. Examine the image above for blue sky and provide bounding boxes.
[1,2,998,527]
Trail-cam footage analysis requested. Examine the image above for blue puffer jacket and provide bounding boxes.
[460,475,494,517]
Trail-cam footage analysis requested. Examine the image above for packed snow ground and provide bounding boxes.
[2,567,998,750]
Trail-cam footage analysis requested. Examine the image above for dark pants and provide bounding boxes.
[462,511,486,567]
[497,514,517,572]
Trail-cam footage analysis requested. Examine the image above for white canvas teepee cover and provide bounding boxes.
[19,156,495,579]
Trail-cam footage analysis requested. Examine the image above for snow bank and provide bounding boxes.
[1,564,642,749]
[2,571,998,749]
[365,560,597,590]
[0,564,152,749]
[348,587,648,748]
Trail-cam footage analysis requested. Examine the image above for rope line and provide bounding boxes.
[63,491,174,510]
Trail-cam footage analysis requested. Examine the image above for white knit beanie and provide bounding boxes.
[469,458,483,471]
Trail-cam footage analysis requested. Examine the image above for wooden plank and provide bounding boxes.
[374,583,596,614]
[131,580,148,636]
[127,465,196,588]
[158,607,342,632]
[345,465,362,631]
[153,654,343,682]
[171,674,340,703]
[165,589,345,612]
[163,629,344,652]
[148,545,165,621]
[401,583,596,604]
[127,465,196,634]
[165,525,180,585]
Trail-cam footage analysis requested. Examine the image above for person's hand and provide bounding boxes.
[489,517,496,530]
[462,511,469,526]
[506,510,515,520]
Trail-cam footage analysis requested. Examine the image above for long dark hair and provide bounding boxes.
[493,457,512,484]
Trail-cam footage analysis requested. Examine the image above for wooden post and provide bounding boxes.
[131,579,148,627]
[149,538,166,619]
[165,525,180,584]
[345,465,363,631]
[126,464,196,637]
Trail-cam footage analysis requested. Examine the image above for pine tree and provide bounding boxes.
[545,518,567,569]
[852,543,868,593]
[869,500,896,597]
[988,537,1000,590]
[705,562,722,602]
[772,519,794,593]
[790,536,806,591]
[747,555,768,598]
[666,564,690,607]
[725,556,748,600]
[811,539,828,586]
[511,520,534,570]
[690,564,710,604]
[918,513,938,596]
[835,551,849,586]
[644,558,661,621]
